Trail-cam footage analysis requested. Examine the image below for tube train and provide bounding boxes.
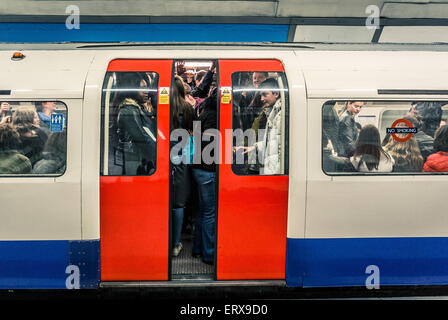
[0,42,447,290]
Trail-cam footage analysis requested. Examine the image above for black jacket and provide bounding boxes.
[192,70,214,99]
[322,103,342,155]
[323,149,355,173]
[117,100,156,174]
[192,92,217,172]
[338,111,358,157]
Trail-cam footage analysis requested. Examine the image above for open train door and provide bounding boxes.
[217,60,289,280]
[100,60,172,281]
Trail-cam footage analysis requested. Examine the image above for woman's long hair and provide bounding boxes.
[384,134,423,171]
[172,75,194,131]
[12,107,38,135]
[0,123,21,151]
[353,124,391,171]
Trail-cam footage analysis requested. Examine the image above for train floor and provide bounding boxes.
[171,232,214,280]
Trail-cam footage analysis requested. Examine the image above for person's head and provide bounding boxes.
[433,124,448,152]
[354,124,387,171]
[403,114,422,130]
[384,132,423,171]
[347,101,364,116]
[43,130,67,158]
[172,76,193,130]
[183,82,195,107]
[413,101,445,137]
[258,78,280,109]
[12,106,39,133]
[252,72,268,88]
[1,102,10,114]
[209,81,217,96]
[40,102,56,114]
[441,118,447,127]
[183,82,192,96]
[173,75,186,101]
[186,70,195,84]
[356,124,381,148]
[0,123,21,151]
[115,72,148,106]
[138,78,149,103]
[195,70,207,87]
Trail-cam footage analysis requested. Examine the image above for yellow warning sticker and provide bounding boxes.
[221,87,232,104]
[159,87,170,104]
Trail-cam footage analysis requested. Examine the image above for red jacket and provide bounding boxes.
[423,151,448,172]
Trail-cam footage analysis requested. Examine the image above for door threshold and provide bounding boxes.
[171,274,214,281]
[100,280,286,288]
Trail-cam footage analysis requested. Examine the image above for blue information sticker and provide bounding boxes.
[50,113,64,132]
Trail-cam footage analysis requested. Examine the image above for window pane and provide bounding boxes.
[0,101,67,176]
[101,72,158,176]
[322,100,448,174]
[231,71,289,176]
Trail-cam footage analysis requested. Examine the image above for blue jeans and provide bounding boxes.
[173,207,184,246]
[192,168,216,264]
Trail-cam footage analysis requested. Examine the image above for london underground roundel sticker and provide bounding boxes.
[386,118,418,142]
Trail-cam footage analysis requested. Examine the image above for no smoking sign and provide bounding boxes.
[386,118,418,142]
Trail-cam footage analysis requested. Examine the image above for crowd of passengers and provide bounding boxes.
[0,101,66,175]
[112,62,219,264]
[231,71,283,175]
[323,101,448,173]
[113,65,285,264]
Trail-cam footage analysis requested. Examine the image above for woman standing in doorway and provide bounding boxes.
[171,75,195,257]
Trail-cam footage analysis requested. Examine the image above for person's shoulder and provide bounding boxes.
[338,112,351,123]
[428,151,448,160]
[119,104,140,116]
[12,151,32,166]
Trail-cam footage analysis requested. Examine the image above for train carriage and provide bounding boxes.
[0,43,447,290]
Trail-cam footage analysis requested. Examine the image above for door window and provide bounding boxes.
[101,72,158,176]
[231,71,289,175]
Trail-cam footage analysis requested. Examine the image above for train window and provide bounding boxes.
[322,100,448,175]
[231,71,289,175]
[101,72,158,176]
[0,101,67,176]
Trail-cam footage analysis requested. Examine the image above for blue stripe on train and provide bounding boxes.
[0,240,99,289]
[286,237,448,287]
[0,23,289,43]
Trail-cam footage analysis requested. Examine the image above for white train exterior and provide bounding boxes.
[0,43,447,289]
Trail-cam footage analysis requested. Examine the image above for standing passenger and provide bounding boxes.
[384,128,423,172]
[171,76,195,257]
[116,73,156,175]
[0,102,11,124]
[37,101,56,133]
[235,72,268,132]
[413,102,445,138]
[338,101,364,157]
[191,62,216,99]
[322,101,342,155]
[237,78,283,175]
[350,124,394,173]
[403,114,434,163]
[12,106,47,166]
[423,125,448,172]
[191,88,218,265]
